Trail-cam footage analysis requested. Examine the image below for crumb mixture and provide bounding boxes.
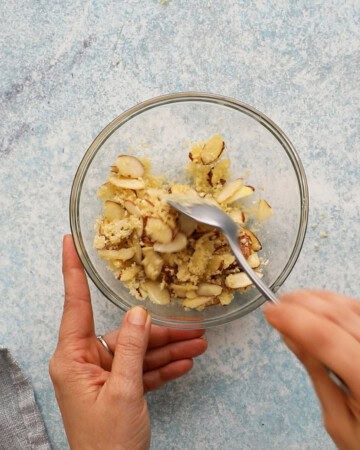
[93,135,272,310]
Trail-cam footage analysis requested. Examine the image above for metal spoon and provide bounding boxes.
[168,197,350,394]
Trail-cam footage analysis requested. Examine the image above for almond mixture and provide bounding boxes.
[93,135,272,311]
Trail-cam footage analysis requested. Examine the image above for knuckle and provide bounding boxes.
[49,355,82,392]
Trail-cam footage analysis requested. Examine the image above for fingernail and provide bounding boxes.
[128,306,148,326]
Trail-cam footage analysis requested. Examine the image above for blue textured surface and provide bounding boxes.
[1,1,359,449]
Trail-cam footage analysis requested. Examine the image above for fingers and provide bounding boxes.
[143,338,207,372]
[102,326,206,353]
[98,329,207,372]
[280,291,360,341]
[143,359,193,392]
[148,327,206,349]
[100,328,118,354]
[108,307,151,396]
[264,301,360,399]
[307,290,360,314]
[59,235,94,342]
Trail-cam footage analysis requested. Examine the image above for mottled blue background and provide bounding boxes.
[0,1,359,449]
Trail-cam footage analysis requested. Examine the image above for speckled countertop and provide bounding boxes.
[1,1,359,449]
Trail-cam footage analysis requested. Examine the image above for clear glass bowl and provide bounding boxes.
[70,92,308,329]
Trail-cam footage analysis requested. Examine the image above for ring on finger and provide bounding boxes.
[96,335,114,357]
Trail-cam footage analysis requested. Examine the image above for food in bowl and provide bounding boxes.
[93,135,272,311]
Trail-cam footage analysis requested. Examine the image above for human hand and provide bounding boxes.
[264,290,360,450]
[49,235,207,450]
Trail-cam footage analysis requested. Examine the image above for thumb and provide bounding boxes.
[109,307,151,396]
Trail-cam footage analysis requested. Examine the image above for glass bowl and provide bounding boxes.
[70,92,308,329]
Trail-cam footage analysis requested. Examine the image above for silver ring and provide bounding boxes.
[96,335,114,356]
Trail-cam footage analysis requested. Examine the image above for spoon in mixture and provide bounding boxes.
[168,196,350,394]
[168,197,277,303]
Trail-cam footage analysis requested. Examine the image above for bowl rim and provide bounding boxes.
[70,91,309,329]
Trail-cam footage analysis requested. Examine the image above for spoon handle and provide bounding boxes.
[227,234,278,304]
[226,232,350,395]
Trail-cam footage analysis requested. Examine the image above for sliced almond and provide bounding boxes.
[185,290,198,299]
[216,179,243,203]
[153,232,187,253]
[146,188,165,199]
[145,218,173,244]
[178,214,197,236]
[239,234,252,259]
[124,200,141,216]
[144,198,155,207]
[182,296,212,309]
[257,199,273,221]
[227,185,255,203]
[98,248,135,261]
[109,176,145,190]
[225,272,253,289]
[115,155,145,178]
[247,252,260,268]
[255,270,264,279]
[136,217,144,238]
[197,283,222,296]
[103,201,125,221]
[99,222,106,235]
[200,135,225,164]
[219,289,233,305]
[142,247,153,256]
[170,284,197,298]
[208,298,221,307]
[229,209,245,225]
[188,143,204,163]
[133,243,142,264]
[222,254,236,269]
[142,249,164,280]
[144,281,170,305]
[241,228,262,252]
